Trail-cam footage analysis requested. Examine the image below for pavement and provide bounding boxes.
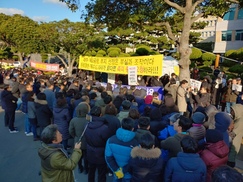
[0,109,113,182]
[0,108,243,182]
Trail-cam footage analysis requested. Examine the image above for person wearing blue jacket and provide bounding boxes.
[105,118,139,182]
[164,136,206,182]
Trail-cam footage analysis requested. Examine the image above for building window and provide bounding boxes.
[223,8,235,20]
[222,31,232,41]
[236,30,243,40]
[238,9,243,19]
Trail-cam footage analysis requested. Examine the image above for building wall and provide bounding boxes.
[213,5,243,53]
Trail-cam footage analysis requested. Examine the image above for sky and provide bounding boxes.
[0,0,89,22]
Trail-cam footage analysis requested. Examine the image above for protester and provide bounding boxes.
[164,136,206,182]
[38,124,82,182]
[128,133,163,182]
[1,84,18,133]
[177,80,188,115]
[200,129,229,182]
[105,118,139,182]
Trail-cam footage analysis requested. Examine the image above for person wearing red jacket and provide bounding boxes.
[200,129,229,182]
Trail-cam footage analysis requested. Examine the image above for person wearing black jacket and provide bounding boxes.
[1,84,18,133]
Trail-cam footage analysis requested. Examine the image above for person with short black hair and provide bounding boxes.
[164,136,206,182]
[117,100,132,123]
[105,118,139,181]
[128,133,164,182]
[161,116,192,159]
[211,165,243,182]
[1,84,18,133]
[85,106,112,182]
[135,117,159,147]
[38,124,82,182]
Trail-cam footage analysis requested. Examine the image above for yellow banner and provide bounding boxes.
[79,55,163,76]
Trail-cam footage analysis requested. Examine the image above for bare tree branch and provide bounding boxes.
[191,12,204,23]
[164,0,185,14]
[155,22,178,42]
[192,0,204,11]
[55,53,68,68]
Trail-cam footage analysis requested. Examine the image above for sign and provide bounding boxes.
[100,82,164,100]
[30,61,59,72]
[232,84,242,92]
[128,66,137,85]
[107,73,115,84]
[79,55,163,76]
[190,79,202,91]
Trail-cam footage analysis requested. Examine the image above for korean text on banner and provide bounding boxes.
[79,55,163,76]
[30,61,59,72]
[128,66,137,85]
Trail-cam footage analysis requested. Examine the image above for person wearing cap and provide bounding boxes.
[188,112,206,141]
[200,129,229,182]
[117,100,132,123]
[1,84,18,133]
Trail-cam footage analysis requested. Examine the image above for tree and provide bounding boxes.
[61,0,243,81]
[0,14,44,64]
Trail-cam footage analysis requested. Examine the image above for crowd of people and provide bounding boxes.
[0,67,243,182]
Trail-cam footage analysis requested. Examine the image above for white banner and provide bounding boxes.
[128,66,137,85]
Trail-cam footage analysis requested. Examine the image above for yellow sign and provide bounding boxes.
[79,55,163,76]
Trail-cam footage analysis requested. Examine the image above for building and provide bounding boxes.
[213,5,243,53]
[193,16,218,43]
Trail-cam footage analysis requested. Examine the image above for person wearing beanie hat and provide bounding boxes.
[138,95,156,114]
[214,112,231,147]
[200,129,229,182]
[188,112,206,141]
[69,102,90,174]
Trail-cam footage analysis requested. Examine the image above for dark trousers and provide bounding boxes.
[6,109,16,131]
[78,149,89,171]
[88,162,107,182]
[29,118,37,138]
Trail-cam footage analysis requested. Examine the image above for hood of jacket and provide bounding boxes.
[35,98,48,105]
[53,106,68,114]
[231,104,243,120]
[75,102,90,117]
[116,128,135,142]
[215,112,231,132]
[150,108,162,121]
[205,105,218,116]
[1,90,11,98]
[131,146,161,159]
[206,140,229,158]
[88,116,106,129]
[38,143,67,160]
[204,76,212,83]
[177,152,203,171]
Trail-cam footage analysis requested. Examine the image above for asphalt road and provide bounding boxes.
[0,108,242,182]
[0,109,113,182]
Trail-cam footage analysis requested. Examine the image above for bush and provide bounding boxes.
[228,64,243,74]
[97,50,106,56]
[108,50,119,57]
[225,49,237,58]
[107,47,121,54]
[190,48,202,60]
[202,52,216,62]
[221,58,235,67]
[119,53,130,57]
[95,54,104,57]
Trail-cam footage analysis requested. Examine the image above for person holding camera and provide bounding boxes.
[38,124,82,182]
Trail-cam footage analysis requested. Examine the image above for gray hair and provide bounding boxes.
[41,124,58,144]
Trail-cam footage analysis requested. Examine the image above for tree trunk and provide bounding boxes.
[16,52,24,65]
[178,11,192,82]
[67,53,72,77]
